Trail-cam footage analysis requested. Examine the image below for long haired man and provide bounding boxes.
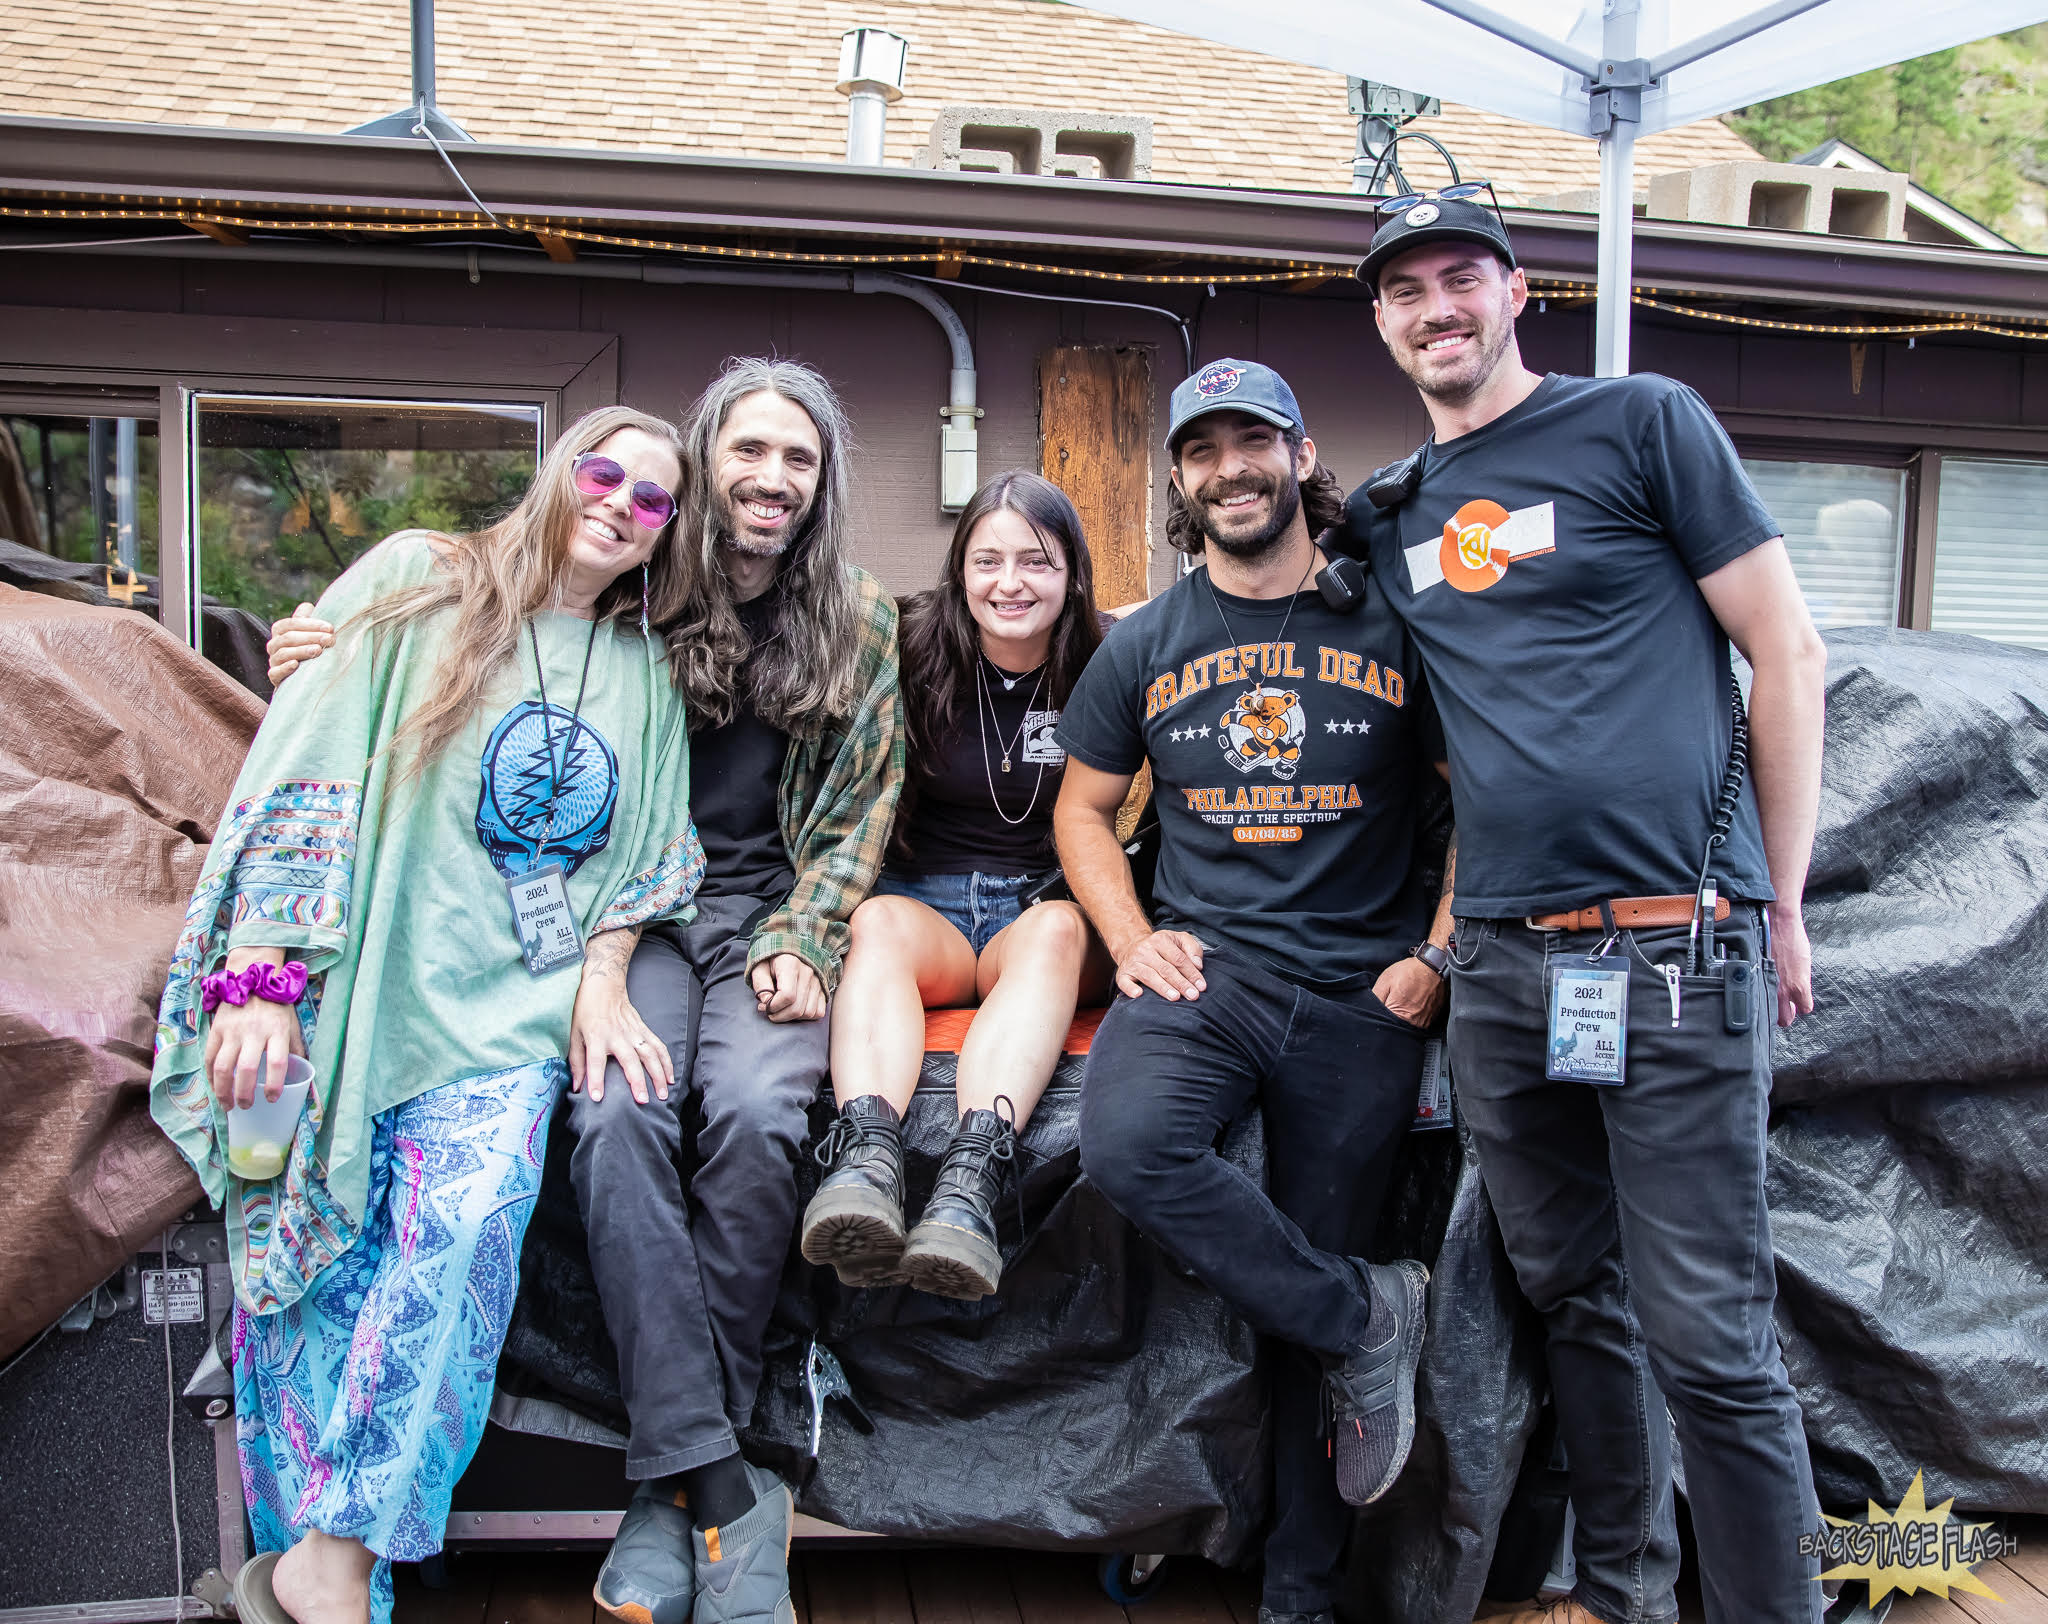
[259,359,902,1624]
[578,357,904,1624]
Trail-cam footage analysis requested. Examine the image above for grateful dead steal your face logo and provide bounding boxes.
[1219,685,1307,779]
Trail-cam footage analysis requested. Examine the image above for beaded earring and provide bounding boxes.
[641,562,650,636]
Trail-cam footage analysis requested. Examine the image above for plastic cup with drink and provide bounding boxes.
[225,1054,312,1182]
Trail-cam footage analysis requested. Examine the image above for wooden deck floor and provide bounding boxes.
[397,1521,2048,1624]
[395,1548,1259,1624]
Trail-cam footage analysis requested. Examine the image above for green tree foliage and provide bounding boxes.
[196,444,533,623]
[1730,27,2048,250]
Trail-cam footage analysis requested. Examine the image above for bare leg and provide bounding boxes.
[956,901,1115,1129]
[270,1531,377,1624]
[828,894,978,1114]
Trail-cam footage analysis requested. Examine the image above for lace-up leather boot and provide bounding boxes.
[799,1095,906,1286]
[899,1105,1018,1300]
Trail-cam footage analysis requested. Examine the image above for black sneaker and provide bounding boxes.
[1324,1258,1429,1506]
[1257,1610,1335,1624]
[800,1095,906,1286]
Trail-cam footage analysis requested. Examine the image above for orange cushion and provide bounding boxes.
[922,1006,1105,1056]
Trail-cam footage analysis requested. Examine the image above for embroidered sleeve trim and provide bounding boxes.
[596,825,707,935]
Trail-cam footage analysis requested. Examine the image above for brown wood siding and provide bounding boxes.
[1037,344,1152,609]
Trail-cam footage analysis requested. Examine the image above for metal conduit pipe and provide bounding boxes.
[47,238,982,510]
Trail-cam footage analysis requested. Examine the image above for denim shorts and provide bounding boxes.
[871,868,1038,955]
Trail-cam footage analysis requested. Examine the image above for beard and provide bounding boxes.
[719,481,808,559]
[1193,471,1303,562]
[1396,291,1517,406]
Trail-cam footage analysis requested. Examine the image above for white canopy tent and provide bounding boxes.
[1082,0,2048,374]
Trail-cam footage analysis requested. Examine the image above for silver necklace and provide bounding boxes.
[976,659,1050,824]
[981,649,1044,692]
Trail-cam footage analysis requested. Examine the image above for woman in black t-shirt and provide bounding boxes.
[801,472,1115,1300]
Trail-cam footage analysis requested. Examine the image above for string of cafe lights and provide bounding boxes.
[6,203,2042,320]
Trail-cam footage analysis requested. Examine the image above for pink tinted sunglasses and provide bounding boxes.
[573,453,678,528]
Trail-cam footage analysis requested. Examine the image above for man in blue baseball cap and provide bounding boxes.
[1054,359,1457,1624]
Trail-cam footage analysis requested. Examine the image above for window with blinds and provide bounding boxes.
[1740,459,1904,630]
[1931,458,2048,652]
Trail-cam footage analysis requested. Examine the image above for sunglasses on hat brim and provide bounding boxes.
[1374,179,1506,226]
[573,453,678,529]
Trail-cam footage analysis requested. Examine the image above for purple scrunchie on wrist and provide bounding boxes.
[199,960,310,1014]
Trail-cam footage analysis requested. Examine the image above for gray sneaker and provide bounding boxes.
[1325,1257,1430,1506]
[690,1460,795,1624]
[595,1478,696,1624]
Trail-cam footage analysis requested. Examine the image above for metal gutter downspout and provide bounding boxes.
[46,239,982,513]
[854,271,980,511]
[641,262,979,511]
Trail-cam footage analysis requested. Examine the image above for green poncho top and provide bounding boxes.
[152,532,704,1314]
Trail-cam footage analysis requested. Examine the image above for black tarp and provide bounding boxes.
[498,1054,1273,1562]
[1339,627,2048,1622]
[495,628,2048,1619]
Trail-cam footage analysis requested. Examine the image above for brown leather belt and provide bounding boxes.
[1526,894,1731,932]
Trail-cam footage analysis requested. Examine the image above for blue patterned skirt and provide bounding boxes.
[231,1059,564,1623]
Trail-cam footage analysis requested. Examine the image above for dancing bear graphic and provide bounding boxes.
[1219,686,1307,779]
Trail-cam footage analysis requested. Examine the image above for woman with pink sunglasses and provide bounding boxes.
[151,407,703,1624]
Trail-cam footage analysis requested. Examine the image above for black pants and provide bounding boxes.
[1448,910,1820,1624]
[1079,948,1426,1615]
[565,892,832,1479]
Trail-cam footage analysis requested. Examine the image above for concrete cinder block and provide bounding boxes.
[917,105,1153,180]
[1645,161,1907,241]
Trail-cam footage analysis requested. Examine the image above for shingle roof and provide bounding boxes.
[4,0,1759,205]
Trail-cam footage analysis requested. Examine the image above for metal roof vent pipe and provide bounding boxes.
[349,0,474,142]
[837,27,909,165]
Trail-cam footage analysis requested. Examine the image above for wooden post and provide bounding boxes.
[1039,344,1152,608]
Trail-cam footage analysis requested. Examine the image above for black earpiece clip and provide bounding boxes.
[1363,447,1427,511]
[1315,554,1369,613]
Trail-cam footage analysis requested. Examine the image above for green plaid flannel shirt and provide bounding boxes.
[746,567,905,992]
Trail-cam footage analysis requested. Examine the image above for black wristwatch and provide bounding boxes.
[1411,942,1451,980]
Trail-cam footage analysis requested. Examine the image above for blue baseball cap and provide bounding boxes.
[1166,359,1303,452]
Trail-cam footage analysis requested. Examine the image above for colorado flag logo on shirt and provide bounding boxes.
[1406,499,1556,594]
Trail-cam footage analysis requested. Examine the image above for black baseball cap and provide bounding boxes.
[1165,358,1303,452]
[1355,196,1517,293]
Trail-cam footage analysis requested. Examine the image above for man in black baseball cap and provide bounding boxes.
[1342,192,1831,1624]
[1353,192,1517,295]
[1057,357,1458,1624]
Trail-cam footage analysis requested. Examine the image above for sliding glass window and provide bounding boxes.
[189,394,541,681]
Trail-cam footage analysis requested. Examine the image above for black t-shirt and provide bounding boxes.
[896,659,1065,875]
[1057,569,1444,986]
[691,594,796,901]
[1342,372,1776,917]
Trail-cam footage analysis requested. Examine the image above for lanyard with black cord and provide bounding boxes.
[1364,442,1760,1008]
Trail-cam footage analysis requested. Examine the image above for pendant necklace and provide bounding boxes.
[977,658,1050,822]
[981,649,1044,694]
[978,656,1046,773]
[1204,550,1317,666]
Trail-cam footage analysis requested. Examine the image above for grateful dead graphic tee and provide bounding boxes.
[1058,567,1444,986]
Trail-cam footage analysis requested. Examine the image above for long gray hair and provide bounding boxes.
[668,357,863,736]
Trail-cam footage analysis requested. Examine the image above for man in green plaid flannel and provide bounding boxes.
[575,359,902,1624]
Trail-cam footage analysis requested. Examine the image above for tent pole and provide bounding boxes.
[1592,0,1642,378]
[1594,119,1636,377]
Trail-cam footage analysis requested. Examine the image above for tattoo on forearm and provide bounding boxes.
[1441,832,1458,895]
[584,927,640,986]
